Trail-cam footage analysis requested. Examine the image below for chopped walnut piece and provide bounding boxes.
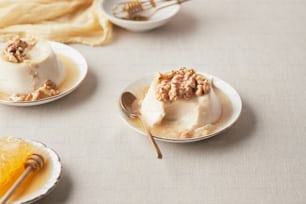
[44,79,57,90]
[155,67,211,102]
[1,36,36,63]
[9,80,60,102]
[179,130,193,138]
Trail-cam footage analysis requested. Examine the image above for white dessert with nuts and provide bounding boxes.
[140,67,222,138]
[0,36,65,101]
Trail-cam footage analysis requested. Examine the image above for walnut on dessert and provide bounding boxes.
[9,80,60,102]
[155,67,211,102]
[1,36,36,63]
[179,130,193,138]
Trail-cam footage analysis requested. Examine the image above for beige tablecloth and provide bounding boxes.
[0,0,305,203]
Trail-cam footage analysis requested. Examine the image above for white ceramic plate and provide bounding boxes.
[101,0,180,32]
[119,73,242,143]
[2,138,62,204]
[0,41,88,106]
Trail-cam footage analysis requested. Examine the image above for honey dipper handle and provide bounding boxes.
[0,167,33,204]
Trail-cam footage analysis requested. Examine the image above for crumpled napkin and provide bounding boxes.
[0,0,112,46]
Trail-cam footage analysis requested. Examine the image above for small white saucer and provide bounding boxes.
[0,42,88,106]
[119,72,242,143]
[2,138,62,204]
[101,0,181,32]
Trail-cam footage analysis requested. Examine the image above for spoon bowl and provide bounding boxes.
[120,92,138,118]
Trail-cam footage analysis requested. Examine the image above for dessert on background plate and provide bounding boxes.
[0,36,88,106]
[119,67,242,142]
[0,136,62,204]
[0,36,65,102]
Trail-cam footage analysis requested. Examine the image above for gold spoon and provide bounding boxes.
[120,91,162,159]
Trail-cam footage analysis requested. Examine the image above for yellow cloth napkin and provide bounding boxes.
[0,0,112,46]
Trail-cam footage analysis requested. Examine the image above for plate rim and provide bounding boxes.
[1,137,62,204]
[0,41,88,106]
[118,72,242,143]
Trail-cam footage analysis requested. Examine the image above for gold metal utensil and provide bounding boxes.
[0,154,44,204]
[112,0,190,21]
[120,91,163,159]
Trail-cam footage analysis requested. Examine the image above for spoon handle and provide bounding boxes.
[140,118,163,159]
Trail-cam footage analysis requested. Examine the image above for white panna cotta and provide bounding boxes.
[140,68,222,138]
[0,37,65,101]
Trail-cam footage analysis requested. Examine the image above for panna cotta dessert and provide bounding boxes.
[139,67,223,138]
[0,36,65,101]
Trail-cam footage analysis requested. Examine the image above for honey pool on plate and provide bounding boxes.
[130,86,233,139]
[0,54,79,102]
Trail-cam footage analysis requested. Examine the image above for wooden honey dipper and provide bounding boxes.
[0,153,44,204]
